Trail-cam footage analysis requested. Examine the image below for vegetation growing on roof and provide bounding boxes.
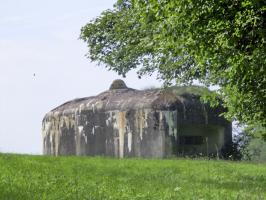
[170,85,213,96]
[144,85,220,107]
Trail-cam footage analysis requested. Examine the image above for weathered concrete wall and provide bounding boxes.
[43,109,168,158]
[42,80,232,158]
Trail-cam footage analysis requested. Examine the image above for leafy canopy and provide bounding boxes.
[80,0,266,128]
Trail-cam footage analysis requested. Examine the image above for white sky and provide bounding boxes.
[0,0,161,154]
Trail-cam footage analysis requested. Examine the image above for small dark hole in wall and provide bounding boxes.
[179,136,204,145]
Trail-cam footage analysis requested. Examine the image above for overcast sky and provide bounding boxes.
[0,0,161,154]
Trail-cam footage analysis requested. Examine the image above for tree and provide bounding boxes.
[80,0,266,129]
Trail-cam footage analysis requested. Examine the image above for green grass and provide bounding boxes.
[0,154,265,200]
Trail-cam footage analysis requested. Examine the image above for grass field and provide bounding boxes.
[0,154,265,200]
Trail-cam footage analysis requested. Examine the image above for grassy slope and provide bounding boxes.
[0,154,265,200]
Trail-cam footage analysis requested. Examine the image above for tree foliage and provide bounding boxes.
[80,0,266,127]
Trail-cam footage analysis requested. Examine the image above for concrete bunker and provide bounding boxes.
[42,80,232,158]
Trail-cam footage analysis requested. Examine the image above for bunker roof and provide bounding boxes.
[46,80,228,126]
